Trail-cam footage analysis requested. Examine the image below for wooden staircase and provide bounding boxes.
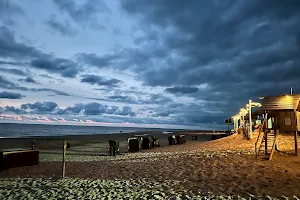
[255,118,279,160]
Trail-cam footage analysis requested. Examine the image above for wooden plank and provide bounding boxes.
[295,131,298,156]
[1,150,39,170]
[264,131,268,155]
[62,140,67,178]
[269,130,279,161]
[255,131,264,156]
[3,149,39,155]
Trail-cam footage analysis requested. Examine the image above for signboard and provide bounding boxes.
[225,119,233,124]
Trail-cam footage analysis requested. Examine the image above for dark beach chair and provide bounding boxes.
[153,136,160,147]
[109,140,117,156]
[180,135,186,143]
[168,135,176,145]
[192,136,198,140]
[176,135,183,144]
[128,138,139,153]
[142,137,151,149]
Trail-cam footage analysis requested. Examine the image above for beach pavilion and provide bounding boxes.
[255,94,300,160]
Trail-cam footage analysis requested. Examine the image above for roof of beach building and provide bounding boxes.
[259,94,300,111]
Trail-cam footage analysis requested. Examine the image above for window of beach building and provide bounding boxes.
[284,117,291,126]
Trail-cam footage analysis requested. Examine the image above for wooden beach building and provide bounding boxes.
[255,94,300,160]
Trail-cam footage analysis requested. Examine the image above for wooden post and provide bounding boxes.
[264,131,268,155]
[295,110,298,156]
[62,140,67,178]
[269,130,279,161]
[295,131,298,156]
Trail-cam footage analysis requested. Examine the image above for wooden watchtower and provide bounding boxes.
[255,94,300,160]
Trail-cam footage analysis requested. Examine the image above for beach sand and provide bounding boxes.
[1,131,300,199]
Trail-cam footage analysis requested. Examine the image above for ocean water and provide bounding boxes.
[0,123,171,138]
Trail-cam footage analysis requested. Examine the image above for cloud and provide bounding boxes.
[114,106,136,117]
[52,0,109,29]
[0,91,24,99]
[77,53,120,68]
[115,0,300,120]
[165,86,199,94]
[0,75,70,96]
[46,14,77,37]
[30,88,71,96]
[0,75,28,91]
[4,19,15,26]
[0,26,80,78]
[3,101,137,117]
[0,0,25,18]
[21,101,58,114]
[19,77,39,84]
[4,106,27,114]
[0,26,43,59]
[0,67,30,76]
[39,74,53,78]
[30,57,79,78]
[55,102,135,117]
[113,28,122,35]
[81,74,122,87]
[105,95,139,104]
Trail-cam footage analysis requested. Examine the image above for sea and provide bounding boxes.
[0,123,180,138]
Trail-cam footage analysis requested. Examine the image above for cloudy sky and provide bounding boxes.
[0,0,300,129]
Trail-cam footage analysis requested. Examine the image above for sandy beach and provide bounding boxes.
[1,131,300,199]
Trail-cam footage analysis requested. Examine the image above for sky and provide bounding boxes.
[0,0,300,129]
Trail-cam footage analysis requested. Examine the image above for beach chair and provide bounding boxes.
[128,137,139,153]
[142,137,151,149]
[180,135,186,143]
[168,135,176,145]
[108,140,117,156]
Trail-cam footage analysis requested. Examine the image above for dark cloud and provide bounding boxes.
[119,1,300,88]
[30,88,71,96]
[30,57,79,78]
[4,19,15,26]
[52,0,109,29]
[58,102,136,117]
[19,77,39,84]
[81,74,122,87]
[144,94,172,105]
[4,106,27,114]
[165,86,199,94]
[149,102,229,126]
[89,90,173,106]
[105,95,138,104]
[0,75,28,91]
[0,76,71,96]
[83,102,108,115]
[0,26,43,59]
[116,0,300,123]
[77,53,120,68]
[0,67,29,76]
[21,101,58,114]
[0,0,25,18]
[46,15,77,37]
[0,26,80,78]
[114,106,136,117]
[151,110,172,117]
[39,74,53,78]
[0,91,24,99]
